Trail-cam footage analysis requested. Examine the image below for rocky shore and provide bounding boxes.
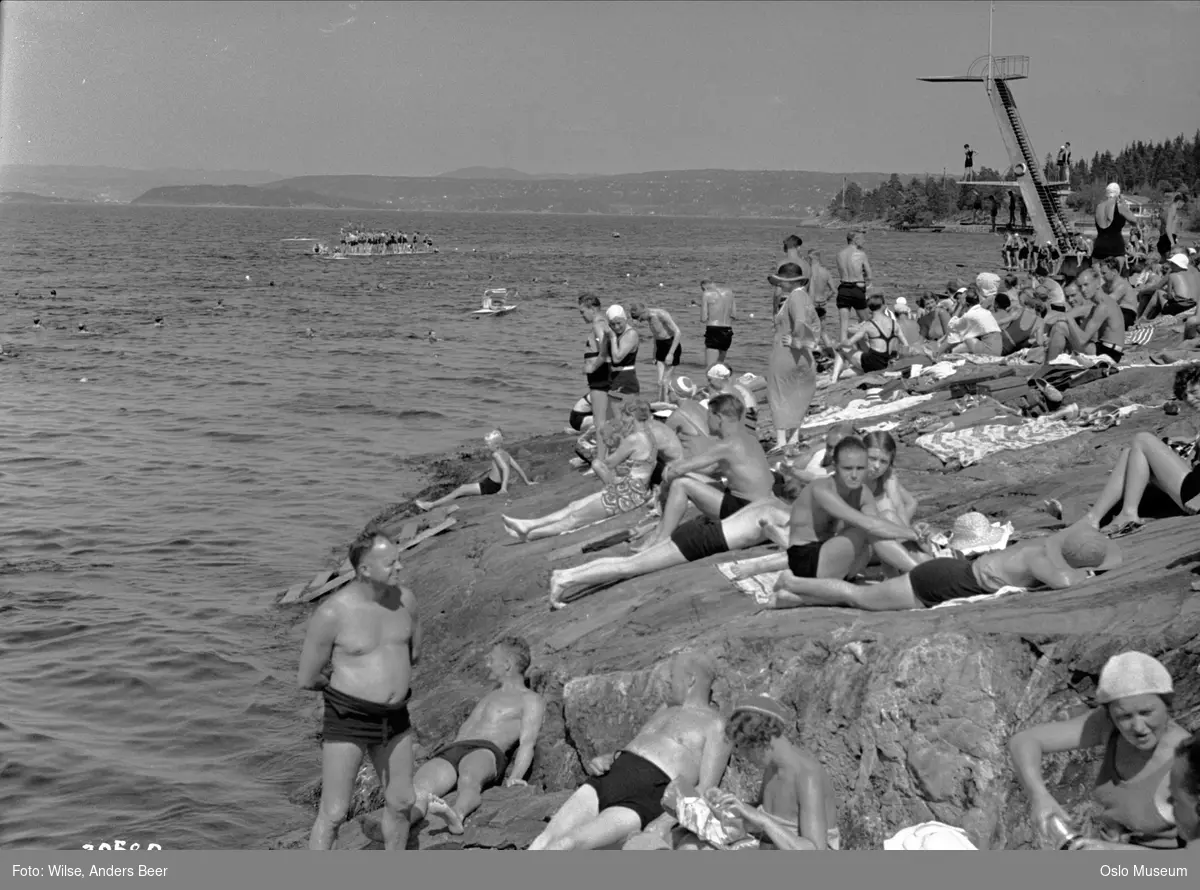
[270,364,1200,851]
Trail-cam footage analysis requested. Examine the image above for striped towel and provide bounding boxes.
[1125,325,1155,347]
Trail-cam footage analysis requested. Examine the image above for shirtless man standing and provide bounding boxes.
[806,249,835,338]
[761,519,1121,612]
[701,281,737,368]
[679,695,839,851]
[1063,267,1126,365]
[628,301,683,402]
[298,530,422,850]
[549,497,792,609]
[756,436,920,589]
[528,653,732,850]
[835,231,873,343]
[634,394,775,552]
[1158,194,1185,259]
[411,637,545,834]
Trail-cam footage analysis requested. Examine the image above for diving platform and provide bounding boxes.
[921,54,1074,251]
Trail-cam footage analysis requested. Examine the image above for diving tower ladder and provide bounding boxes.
[919,55,1074,251]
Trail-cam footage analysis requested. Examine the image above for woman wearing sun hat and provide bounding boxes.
[1009,651,1190,850]
[765,262,822,454]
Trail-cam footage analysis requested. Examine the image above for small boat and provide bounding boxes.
[611,231,621,239]
[472,287,518,316]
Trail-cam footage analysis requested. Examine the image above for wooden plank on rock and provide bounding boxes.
[298,569,356,604]
[398,517,457,552]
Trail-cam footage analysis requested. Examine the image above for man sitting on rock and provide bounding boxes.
[528,653,732,851]
[410,637,545,835]
[674,695,840,851]
[549,496,792,610]
[632,394,775,553]
[763,519,1121,612]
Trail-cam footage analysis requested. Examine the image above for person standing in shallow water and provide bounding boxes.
[835,231,873,343]
[578,293,613,433]
[700,281,737,368]
[297,530,422,850]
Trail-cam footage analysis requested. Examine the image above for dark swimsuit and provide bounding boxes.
[670,517,730,563]
[836,282,867,312]
[428,739,510,786]
[860,318,897,373]
[479,476,502,496]
[704,326,733,352]
[609,341,640,395]
[907,556,996,608]
[584,345,611,393]
[718,488,752,519]
[584,751,673,829]
[654,338,682,366]
[322,686,412,747]
[1092,205,1127,261]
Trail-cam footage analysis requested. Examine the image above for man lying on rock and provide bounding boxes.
[528,653,731,850]
[672,695,840,851]
[549,496,792,610]
[409,637,545,835]
[632,394,776,553]
[762,518,1121,612]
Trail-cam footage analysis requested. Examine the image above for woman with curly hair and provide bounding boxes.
[1081,364,1200,535]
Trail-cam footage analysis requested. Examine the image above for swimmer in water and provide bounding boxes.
[215,299,226,310]
[154,317,164,327]
[427,331,442,343]
[305,327,316,339]
[33,318,43,330]
[78,323,90,334]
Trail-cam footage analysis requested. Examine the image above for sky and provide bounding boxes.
[1,0,1198,178]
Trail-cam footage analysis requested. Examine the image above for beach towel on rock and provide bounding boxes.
[800,393,936,430]
[1125,325,1156,348]
[915,416,1081,466]
[716,562,781,605]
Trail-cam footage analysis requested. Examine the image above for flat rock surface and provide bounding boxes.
[273,363,1200,850]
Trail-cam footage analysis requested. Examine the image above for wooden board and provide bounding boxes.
[398,517,456,551]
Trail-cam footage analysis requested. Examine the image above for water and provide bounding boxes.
[0,205,1000,849]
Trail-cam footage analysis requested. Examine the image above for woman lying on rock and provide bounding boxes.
[1075,364,1200,536]
[1009,651,1190,851]
[502,400,657,542]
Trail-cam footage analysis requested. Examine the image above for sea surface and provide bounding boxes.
[0,205,1002,849]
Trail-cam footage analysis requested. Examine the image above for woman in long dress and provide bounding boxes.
[765,263,822,454]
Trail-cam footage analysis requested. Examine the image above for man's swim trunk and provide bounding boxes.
[836,283,867,312]
[786,541,825,578]
[670,517,730,563]
[704,325,733,353]
[1181,466,1200,510]
[584,751,672,829]
[427,739,509,786]
[323,686,412,748]
[479,476,503,496]
[718,488,752,520]
[907,556,995,608]
[1095,341,1124,365]
[654,338,682,366]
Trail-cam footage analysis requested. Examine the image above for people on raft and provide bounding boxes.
[548,497,791,610]
[673,695,840,851]
[410,637,545,835]
[627,301,683,403]
[416,430,535,511]
[502,400,657,542]
[297,529,421,850]
[762,516,1120,612]
[830,293,908,379]
[1075,365,1200,534]
[632,394,775,553]
[528,653,731,851]
[1009,651,1191,850]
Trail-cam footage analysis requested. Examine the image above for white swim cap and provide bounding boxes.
[606,304,626,321]
[484,429,503,446]
[1105,182,1121,198]
[707,363,732,379]
[1095,651,1173,705]
[975,272,1001,298]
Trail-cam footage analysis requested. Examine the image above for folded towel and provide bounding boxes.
[716,561,781,605]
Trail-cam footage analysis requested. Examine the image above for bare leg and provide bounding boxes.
[656,362,668,402]
[1084,447,1131,528]
[411,758,461,832]
[309,741,365,849]
[371,730,417,851]
[525,494,611,541]
[416,483,483,511]
[503,492,604,540]
[1107,432,1193,525]
[550,540,687,608]
[529,785,601,850]
[768,571,922,612]
[441,749,497,832]
[638,477,724,550]
[547,806,644,850]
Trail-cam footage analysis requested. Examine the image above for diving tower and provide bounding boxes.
[920,55,1074,249]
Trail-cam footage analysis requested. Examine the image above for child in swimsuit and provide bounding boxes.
[415,430,536,511]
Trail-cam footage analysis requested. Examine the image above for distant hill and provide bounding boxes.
[131,184,381,210]
[0,191,80,204]
[228,169,913,218]
[438,167,601,181]
[0,164,286,204]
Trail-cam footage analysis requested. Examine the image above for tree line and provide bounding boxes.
[828,130,1200,229]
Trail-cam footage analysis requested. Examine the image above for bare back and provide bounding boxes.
[704,289,735,327]
[326,581,414,705]
[836,245,867,284]
[1087,296,1126,345]
[649,419,684,462]
[1170,268,1200,306]
[972,537,1072,589]
[759,745,838,833]
[647,308,676,340]
[456,688,543,751]
[667,402,716,459]
[626,704,723,785]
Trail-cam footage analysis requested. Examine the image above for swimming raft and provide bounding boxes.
[472,287,519,316]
